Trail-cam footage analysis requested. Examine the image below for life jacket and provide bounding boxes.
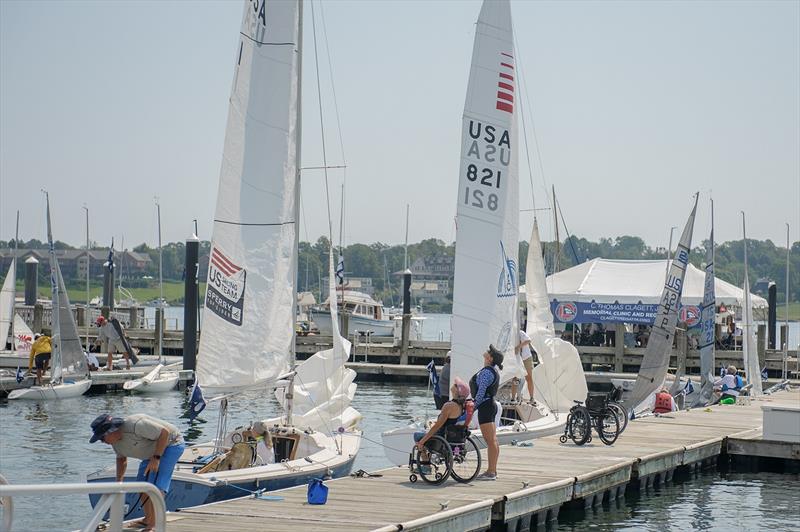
[469,366,499,405]
[654,392,673,414]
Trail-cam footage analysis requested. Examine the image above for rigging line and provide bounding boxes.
[213,220,295,227]
[556,197,581,264]
[238,33,294,46]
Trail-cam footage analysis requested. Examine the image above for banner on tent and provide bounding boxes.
[552,300,701,327]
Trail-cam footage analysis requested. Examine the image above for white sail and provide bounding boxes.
[451,0,524,389]
[741,215,762,395]
[693,221,716,406]
[623,196,698,410]
[525,219,587,413]
[0,258,15,349]
[197,0,301,393]
[46,196,88,384]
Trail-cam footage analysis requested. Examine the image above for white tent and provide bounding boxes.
[521,258,767,308]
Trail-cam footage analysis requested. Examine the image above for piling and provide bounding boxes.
[32,304,43,334]
[768,282,777,349]
[24,257,38,305]
[757,324,766,369]
[400,269,412,365]
[102,262,114,309]
[155,307,164,357]
[614,324,625,372]
[183,234,199,372]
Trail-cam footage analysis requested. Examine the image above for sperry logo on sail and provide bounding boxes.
[496,52,514,114]
[207,246,246,326]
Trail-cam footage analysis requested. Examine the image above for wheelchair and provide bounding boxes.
[408,425,482,484]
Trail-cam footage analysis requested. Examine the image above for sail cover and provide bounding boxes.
[693,226,716,406]
[526,219,587,413]
[741,220,762,396]
[623,196,698,411]
[451,0,524,390]
[46,197,88,383]
[0,258,15,349]
[197,0,301,392]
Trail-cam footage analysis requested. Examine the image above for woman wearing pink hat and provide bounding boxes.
[414,377,474,452]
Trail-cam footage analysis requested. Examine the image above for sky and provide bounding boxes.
[1,0,798,252]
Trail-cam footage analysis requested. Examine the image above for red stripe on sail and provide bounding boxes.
[497,91,514,103]
[211,255,236,276]
[498,82,514,92]
[500,62,514,70]
[212,248,241,273]
[496,101,513,113]
[500,73,514,81]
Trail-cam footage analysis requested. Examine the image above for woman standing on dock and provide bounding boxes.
[470,345,504,481]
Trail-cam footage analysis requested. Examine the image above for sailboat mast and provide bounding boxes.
[784,223,790,379]
[404,204,409,270]
[286,0,304,427]
[552,185,560,274]
[83,206,90,351]
[156,198,164,363]
[10,211,19,344]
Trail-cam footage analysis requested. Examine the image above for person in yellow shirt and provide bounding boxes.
[27,334,52,385]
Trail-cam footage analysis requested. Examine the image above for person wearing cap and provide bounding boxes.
[27,333,52,385]
[415,377,474,450]
[90,413,185,529]
[434,353,451,410]
[94,316,130,371]
[469,345,504,481]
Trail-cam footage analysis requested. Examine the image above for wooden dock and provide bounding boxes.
[161,388,799,532]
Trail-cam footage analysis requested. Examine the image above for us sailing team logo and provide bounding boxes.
[207,246,247,326]
[497,241,517,298]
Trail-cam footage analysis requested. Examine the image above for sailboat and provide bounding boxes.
[9,194,92,400]
[382,0,583,465]
[621,195,698,413]
[122,201,178,393]
[741,212,762,396]
[688,200,716,407]
[1,212,20,352]
[89,0,361,514]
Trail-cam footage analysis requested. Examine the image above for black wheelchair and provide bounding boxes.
[408,425,482,484]
[560,393,621,446]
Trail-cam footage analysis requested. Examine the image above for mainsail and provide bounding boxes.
[525,219,587,413]
[45,196,88,384]
[451,0,524,389]
[741,214,762,395]
[693,211,716,406]
[0,258,15,349]
[623,196,698,410]
[197,0,301,393]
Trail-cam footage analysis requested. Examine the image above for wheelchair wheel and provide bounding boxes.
[415,436,452,485]
[450,436,481,483]
[607,402,629,433]
[567,406,592,445]
[595,407,620,445]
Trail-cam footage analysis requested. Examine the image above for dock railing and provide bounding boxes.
[0,477,165,532]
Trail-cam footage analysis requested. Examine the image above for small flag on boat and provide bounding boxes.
[761,367,769,380]
[335,254,345,286]
[15,366,24,384]
[187,381,207,420]
[683,379,694,396]
[720,365,726,378]
[426,359,440,396]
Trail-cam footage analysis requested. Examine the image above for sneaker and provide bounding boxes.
[476,472,497,481]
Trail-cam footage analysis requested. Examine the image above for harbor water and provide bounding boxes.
[1,382,799,531]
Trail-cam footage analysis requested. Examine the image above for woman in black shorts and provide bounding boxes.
[469,344,504,481]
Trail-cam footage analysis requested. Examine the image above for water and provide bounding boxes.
[557,470,800,531]
[0,382,432,531]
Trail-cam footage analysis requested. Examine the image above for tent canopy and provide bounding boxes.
[520,259,767,325]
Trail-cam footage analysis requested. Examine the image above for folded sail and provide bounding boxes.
[623,196,698,410]
[451,0,524,389]
[693,224,716,406]
[197,0,301,393]
[526,219,587,412]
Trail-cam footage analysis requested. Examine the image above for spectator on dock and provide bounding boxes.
[95,316,130,371]
[90,413,185,530]
[653,387,677,414]
[469,345,504,481]
[434,353,451,409]
[713,365,743,403]
[27,333,51,386]
[511,327,535,404]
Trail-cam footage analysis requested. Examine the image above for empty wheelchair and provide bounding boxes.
[408,425,482,484]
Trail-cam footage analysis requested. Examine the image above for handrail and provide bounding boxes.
[0,481,166,532]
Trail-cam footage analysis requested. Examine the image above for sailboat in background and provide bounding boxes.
[90,0,361,514]
[9,194,91,400]
[741,213,762,396]
[621,195,698,413]
[382,0,573,465]
[689,201,716,407]
[1,212,20,352]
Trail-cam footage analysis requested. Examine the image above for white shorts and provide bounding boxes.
[102,338,126,354]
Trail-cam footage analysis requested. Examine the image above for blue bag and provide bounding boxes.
[307,478,328,505]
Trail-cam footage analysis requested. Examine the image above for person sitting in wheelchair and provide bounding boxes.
[414,377,474,454]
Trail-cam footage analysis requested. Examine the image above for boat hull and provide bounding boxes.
[7,379,91,400]
[311,310,394,337]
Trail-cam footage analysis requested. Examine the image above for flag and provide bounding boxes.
[15,366,24,384]
[335,254,345,286]
[761,367,769,380]
[683,379,694,396]
[106,239,114,272]
[426,359,440,396]
[720,365,726,378]
[186,380,206,420]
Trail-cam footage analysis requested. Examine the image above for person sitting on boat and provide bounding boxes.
[713,365,743,404]
[243,421,275,465]
[84,350,100,372]
[94,316,130,371]
[511,327,536,405]
[27,333,51,386]
[653,387,677,414]
[90,413,185,530]
[415,377,474,449]
[470,345,504,481]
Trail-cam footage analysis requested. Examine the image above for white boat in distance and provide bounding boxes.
[310,290,396,337]
[122,364,179,393]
